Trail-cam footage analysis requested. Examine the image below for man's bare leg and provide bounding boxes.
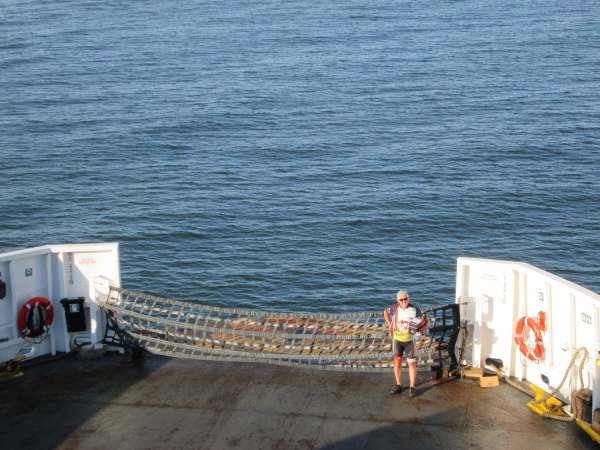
[408,361,417,397]
[408,361,416,387]
[394,356,403,386]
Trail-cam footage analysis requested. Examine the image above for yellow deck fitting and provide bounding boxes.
[0,356,25,382]
[527,384,566,418]
[575,419,600,444]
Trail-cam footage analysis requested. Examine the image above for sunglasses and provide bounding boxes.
[398,298,409,302]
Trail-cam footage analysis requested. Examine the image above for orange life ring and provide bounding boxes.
[514,312,545,362]
[17,297,54,338]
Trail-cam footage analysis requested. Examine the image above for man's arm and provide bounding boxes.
[384,307,391,329]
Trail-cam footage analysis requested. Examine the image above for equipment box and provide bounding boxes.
[60,297,87,332]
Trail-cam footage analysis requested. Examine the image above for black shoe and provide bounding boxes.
[389,385,403,395]
[408,387,416,398]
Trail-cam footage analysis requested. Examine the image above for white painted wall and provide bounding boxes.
[456,257,600,410]
[0,243,120,363]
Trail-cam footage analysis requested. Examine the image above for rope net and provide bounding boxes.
[98,286,460,373]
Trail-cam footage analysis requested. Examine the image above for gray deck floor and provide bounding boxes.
[0,353,595,450]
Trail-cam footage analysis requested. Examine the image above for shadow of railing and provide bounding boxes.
[0,351,168,450]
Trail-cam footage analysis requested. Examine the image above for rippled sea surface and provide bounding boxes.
[2,0,599,312]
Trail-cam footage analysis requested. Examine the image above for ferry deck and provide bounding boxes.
[0,353,594,450]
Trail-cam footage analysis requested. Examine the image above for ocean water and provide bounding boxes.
[1,0,599,312]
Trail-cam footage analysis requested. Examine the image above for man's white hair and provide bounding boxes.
[396,290,409,299]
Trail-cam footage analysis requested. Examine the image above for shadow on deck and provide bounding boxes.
[0,353,594,450]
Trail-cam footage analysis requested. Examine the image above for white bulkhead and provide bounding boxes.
[456,257,600,411]
[0,243,120,363]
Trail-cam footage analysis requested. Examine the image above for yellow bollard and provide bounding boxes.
[527,384,566,418]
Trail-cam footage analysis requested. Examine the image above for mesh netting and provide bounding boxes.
[98,286,459,373]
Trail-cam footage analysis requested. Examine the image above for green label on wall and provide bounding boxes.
[581,313,592,325]
[538,292,544,302]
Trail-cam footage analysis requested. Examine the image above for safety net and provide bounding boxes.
[98,285,460,373]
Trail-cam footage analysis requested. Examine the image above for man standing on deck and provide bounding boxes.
[384,290,424,397]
